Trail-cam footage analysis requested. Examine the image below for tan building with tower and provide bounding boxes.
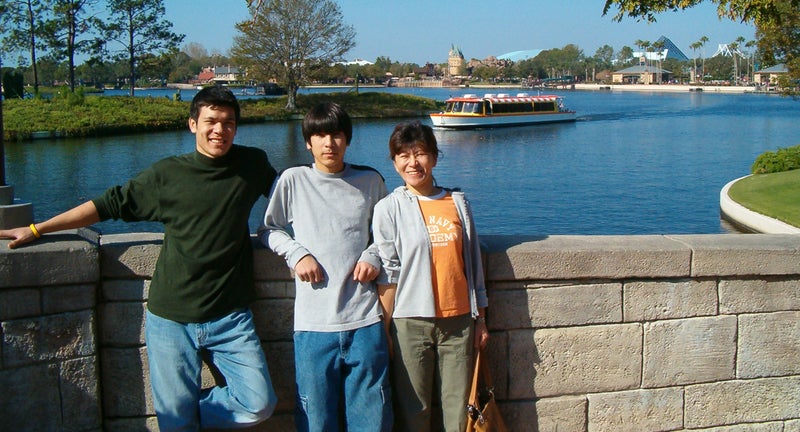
[448,44,465,77]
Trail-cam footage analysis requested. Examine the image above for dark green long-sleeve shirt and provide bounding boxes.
[93,145,277,322]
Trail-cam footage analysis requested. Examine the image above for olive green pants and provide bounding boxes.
[390,315,474,432]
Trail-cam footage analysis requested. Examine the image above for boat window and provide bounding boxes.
[533,101,557,112]
[464,102,482,114]
[452,101,464,113]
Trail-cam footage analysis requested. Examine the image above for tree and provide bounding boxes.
[602,0,798,23]
[43,0,101,92]
[594,44,615,71]
[756,0,800,85]
[652,39,666,82]
[232,0,355,110]
[101,0,184,96]
[602,0,800,83]
[0,0,48,93]
[617,45,634,65]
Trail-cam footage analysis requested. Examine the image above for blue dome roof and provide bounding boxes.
[497,50,544,62]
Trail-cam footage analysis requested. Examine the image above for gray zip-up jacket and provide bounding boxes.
[373,186,488,319]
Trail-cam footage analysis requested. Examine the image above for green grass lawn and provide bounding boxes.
[728,169,800,227]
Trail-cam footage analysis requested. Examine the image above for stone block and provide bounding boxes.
[587,387,683,431]
[101,347,153,417]
[720,278,800,314]
[42,284,96,314]
[643,316,736,388]
[530,396,587,432]
[251,299,294,341]
[2,311,95,367]
[508,324,641,399]
[485,330,508,399]
[0,364,61,431]
[0,288,40,319]
[483,235,691,281]
[0,234,98,287]
[103,416,159,431]
[254,280,295,299]
[253,243,293,281]
[100,233,162,278]
[60,356,102,431]
[263,341,296,412]
[738,311,800,378]
[99,302,146,346]
[102,279,149,301]
[624,279,717,321]
[675,234,800,277]
[685,376,800,428]
[490,283,621,330]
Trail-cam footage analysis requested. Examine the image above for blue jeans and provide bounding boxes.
[293,321,393,432]
[145,308,277,432]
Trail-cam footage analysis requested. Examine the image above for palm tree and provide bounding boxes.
[696,36,709,82]
[745,39,757,83]
[635,39,651,83]
[652,40,665,83]
[690,41,702,82]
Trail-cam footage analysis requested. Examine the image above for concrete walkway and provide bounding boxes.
[720,176,800,234]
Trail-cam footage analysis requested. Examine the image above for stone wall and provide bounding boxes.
[1,232,799,431]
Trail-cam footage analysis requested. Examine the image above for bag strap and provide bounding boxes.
[468,349,482,407]
[479,347,495,389]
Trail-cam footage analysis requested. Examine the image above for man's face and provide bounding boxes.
[189,105,236,158]
[306,131,348,173]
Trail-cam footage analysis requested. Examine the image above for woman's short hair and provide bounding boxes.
[388,120,440,160]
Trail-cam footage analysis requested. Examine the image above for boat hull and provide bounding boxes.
[429,111,576,129]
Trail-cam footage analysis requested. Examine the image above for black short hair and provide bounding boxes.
[302,102,353,144]
[190,85,240,123]
[388,120,440,160]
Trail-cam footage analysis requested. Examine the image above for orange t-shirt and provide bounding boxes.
[417,193,470,318]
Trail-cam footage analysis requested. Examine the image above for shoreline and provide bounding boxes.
[573,83,761,94]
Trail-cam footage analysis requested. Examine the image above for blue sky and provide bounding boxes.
[166,0,755,63]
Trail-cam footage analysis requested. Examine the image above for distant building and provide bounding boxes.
[753,63,788,85]
[497,50,544,62]
[448,44,465,77]
[633,36,689,62]
[712,44,744,58]
[192,65,244,85]
[612,65,672,84]
[339,58,374,66]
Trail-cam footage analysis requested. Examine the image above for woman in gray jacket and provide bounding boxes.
[373,121,489,432]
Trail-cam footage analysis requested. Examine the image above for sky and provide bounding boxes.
[163,0,756,64]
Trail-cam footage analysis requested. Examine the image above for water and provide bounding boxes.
[5,87,800,236]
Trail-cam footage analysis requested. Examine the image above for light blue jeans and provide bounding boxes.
[145,308,277,432]
[293,321,393,432]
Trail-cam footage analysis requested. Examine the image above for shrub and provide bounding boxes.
[751,144,800,174]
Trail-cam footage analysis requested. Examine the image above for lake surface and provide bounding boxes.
[6,87,800,236]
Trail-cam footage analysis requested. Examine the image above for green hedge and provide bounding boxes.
[751,144,800,174]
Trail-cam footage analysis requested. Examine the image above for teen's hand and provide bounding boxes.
[0,226,37,249]
[352,262,379,283]
[294,254,324,283]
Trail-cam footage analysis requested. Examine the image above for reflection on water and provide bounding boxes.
[6,89,800,235]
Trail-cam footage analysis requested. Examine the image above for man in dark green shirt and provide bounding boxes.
[1,86,278,431]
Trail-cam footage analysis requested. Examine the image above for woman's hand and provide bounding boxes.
[475,318,489,350]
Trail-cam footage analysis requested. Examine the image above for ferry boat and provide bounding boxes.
[429,93,576,129]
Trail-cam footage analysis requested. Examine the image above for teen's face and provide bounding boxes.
[307,132,348,173]
[189,105,237,158]
[393,145,437,195]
